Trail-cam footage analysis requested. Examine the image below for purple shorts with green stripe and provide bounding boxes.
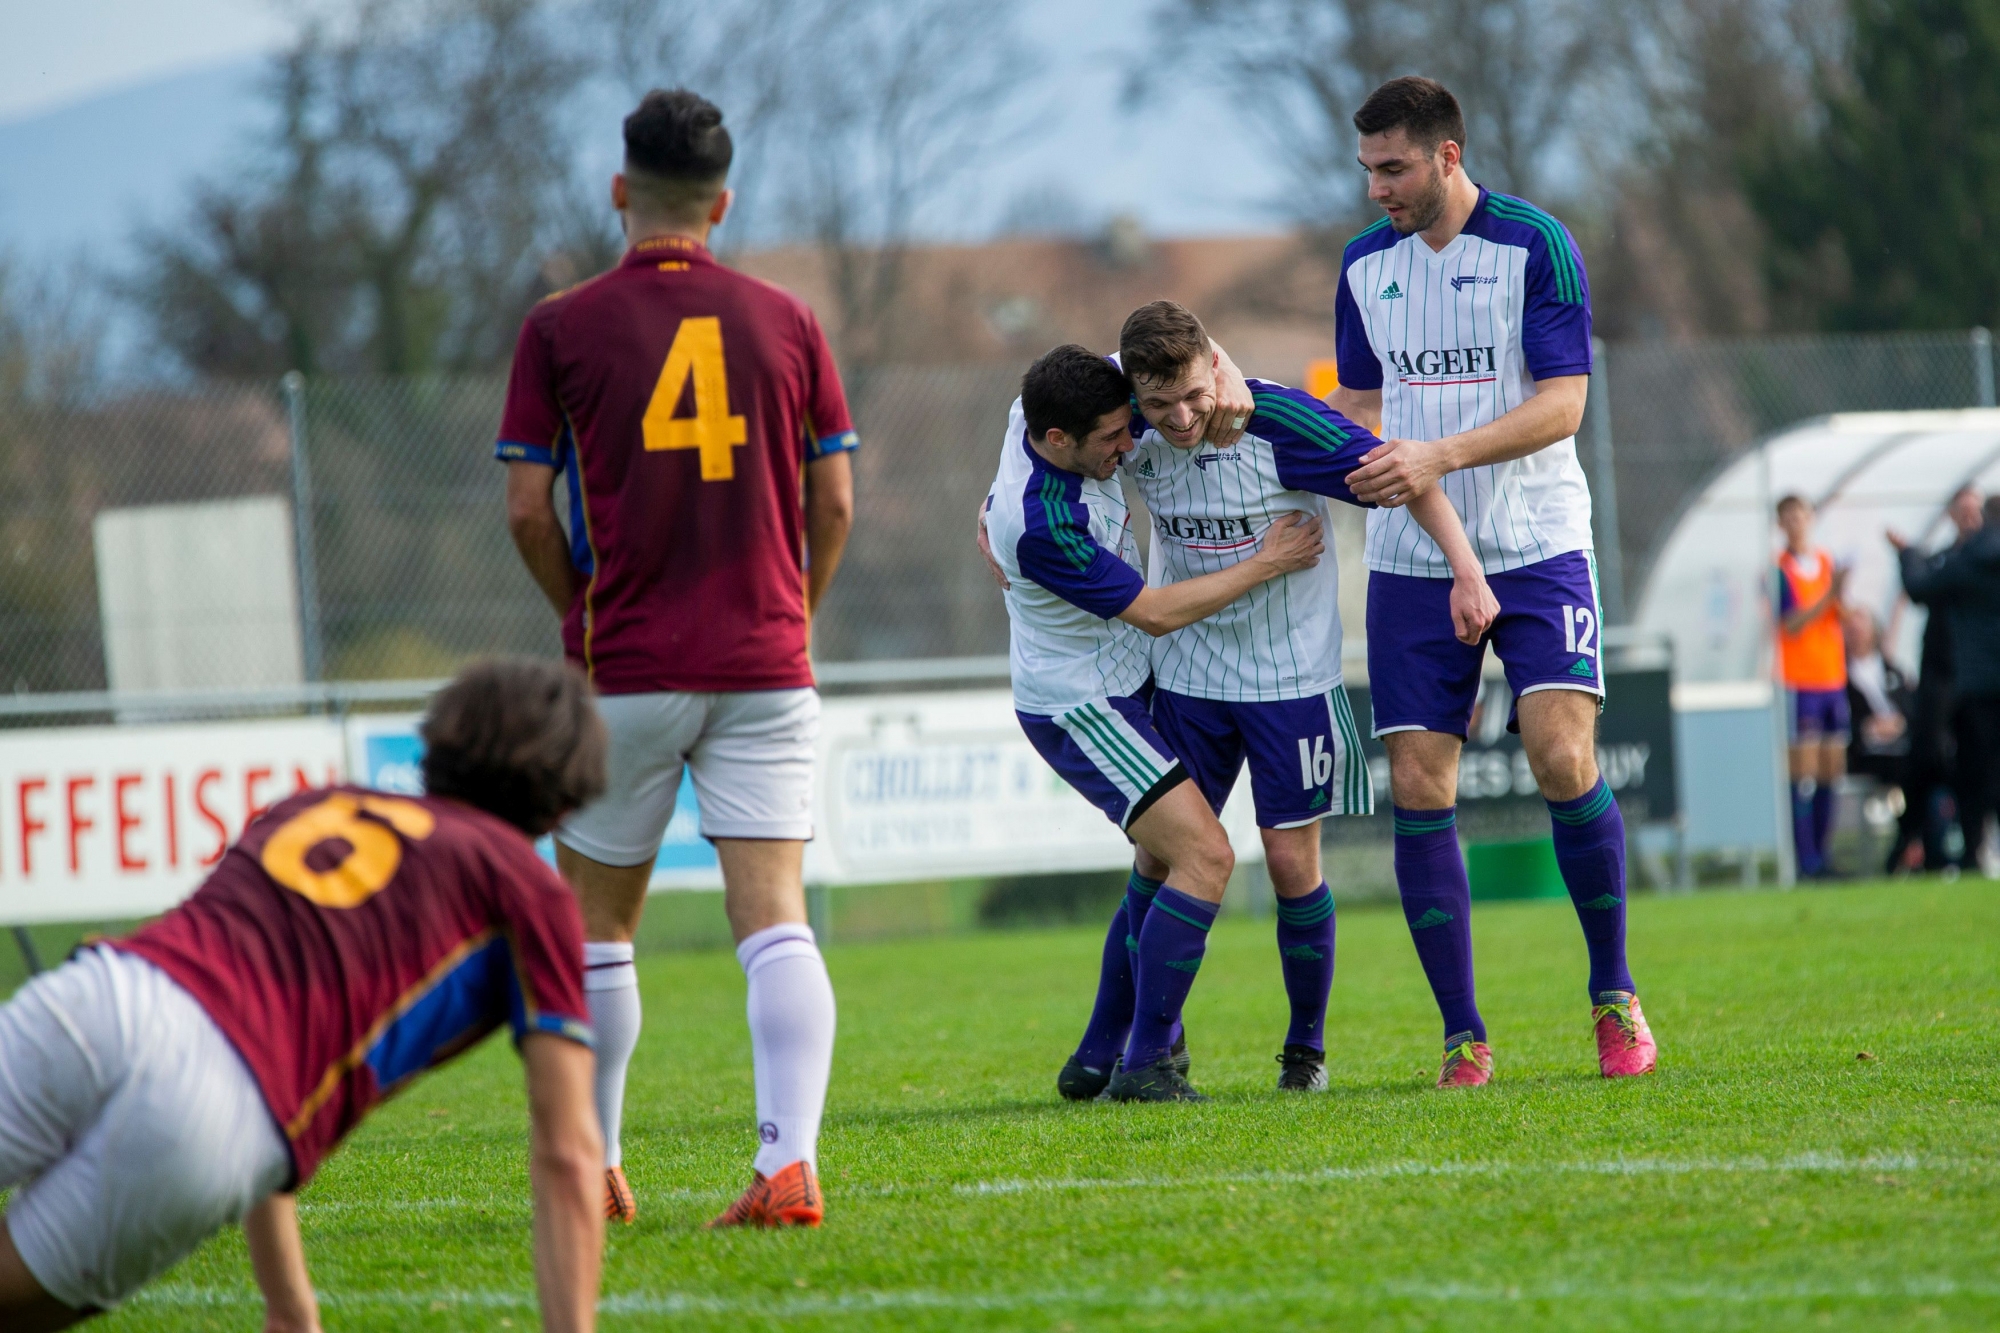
[1017,691,1188,831]
[1367,550,1605,738]
[1152,687,1374,828]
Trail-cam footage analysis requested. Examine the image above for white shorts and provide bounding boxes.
[557,687,820,865]
[0,947,289,1311]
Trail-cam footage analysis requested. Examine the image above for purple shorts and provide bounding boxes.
[1366,550,1604,738]
[1787,687,1851,743]
[1017,690,1187,830]
[1152,687,1374,828]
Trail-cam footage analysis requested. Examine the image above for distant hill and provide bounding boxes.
[0,60,266,266]
[0,0,1288,280]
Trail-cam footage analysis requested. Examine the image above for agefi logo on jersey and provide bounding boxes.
[1389,346,1499,378]
[1191,448,1241,472]
[1154,513,1256,544]
[1449,274,1499,291]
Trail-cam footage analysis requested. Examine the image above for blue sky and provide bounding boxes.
[0,0,1299,272]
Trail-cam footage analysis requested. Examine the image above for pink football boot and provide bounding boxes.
[1436,1033,1493,1088]
[1592,991,1658,1077]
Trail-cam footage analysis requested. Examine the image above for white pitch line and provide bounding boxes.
[955,1152,1957,1195]
[285,1153,1972,1219]
[136,1275,2000,1316]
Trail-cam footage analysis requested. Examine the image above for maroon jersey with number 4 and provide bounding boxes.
[496,235,858,695]
[113,786,592,1186]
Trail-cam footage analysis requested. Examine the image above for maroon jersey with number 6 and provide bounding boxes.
[113,786,592,1186]
[496,235,857,695]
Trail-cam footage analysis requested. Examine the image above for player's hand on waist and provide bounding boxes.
[1346,437,1450,507]
[975,501,1010,590]
[1449,570,1500,646]
[1253,513,1324,575]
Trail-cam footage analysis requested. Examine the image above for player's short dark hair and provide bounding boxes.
[1353,76,1467,156]
[1021,345,1132,446]
[623,89,733,222]
[1118,300,1209,386]
[1776,493,1810,518]
[421,658,607,837]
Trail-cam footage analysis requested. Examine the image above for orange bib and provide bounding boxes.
[1778,548,1845,691]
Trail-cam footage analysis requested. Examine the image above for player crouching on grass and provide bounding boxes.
[1114,300,1497,1093]
[0,658,607,1333]
[985,345,1325,1101]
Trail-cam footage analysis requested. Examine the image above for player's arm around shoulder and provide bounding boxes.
[523,1030,604,1333]
[1346,374,1587,506]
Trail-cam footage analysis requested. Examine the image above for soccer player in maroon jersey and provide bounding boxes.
[0,659,608,1333]
[499,90,855,1228]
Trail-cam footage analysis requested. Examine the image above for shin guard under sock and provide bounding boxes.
[1125,886,1215,1070]
[1547,778,1636,999]
[1274,883,1336,1050]
[1393,806,1485,1042]
[738,924,836,1175]
[583,941,640,1168]
[1071,867,1161,1070]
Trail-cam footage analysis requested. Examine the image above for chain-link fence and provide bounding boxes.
[0,365,1022,695]
[2,329,1994,697]
[1599,328,1997,614]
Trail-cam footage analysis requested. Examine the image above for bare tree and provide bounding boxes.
[779,0,1035,376]
[588,0,825,252]
[131,0,590,376]
[1593,0,1846,336]
[1154,0,1615,227]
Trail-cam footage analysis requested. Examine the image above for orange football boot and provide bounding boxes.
[603,1165,636,1224]
[707,1160,824,1229]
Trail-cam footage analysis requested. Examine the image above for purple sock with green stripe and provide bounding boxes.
[1071,869,1160,1070]
[1393,805,1484,1042]
[1547,778,1634,999]
[1125,886,1216,1070]
[1274,883,1336,1050]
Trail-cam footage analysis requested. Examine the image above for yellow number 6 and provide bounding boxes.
[261,793,437,909]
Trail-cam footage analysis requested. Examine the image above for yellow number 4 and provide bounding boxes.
[643,316,747,480]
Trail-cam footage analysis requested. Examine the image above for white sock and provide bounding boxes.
[582,941,639,1169]
[736,923,836,1176]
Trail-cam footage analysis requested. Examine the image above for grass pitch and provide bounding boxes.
[112,879,1998,1331]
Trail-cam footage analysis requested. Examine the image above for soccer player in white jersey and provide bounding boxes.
[1115,300,1497,1091]
[1326,76,1659,1085]
[987,345,1326,1101]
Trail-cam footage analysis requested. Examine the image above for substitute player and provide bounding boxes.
[988,345,1326,1101]
[1327,77,1659,1084]
[0,658,606,1333]
[500,91,855,1226]
[1775,494,1850,877]
[1116,300,1497,1091]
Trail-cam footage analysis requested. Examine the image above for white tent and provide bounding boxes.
[1638,409,2000,684]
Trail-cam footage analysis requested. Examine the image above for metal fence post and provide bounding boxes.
[284,372,325,683]
[1587,337,1628,624]
[1974,327,1996,408]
